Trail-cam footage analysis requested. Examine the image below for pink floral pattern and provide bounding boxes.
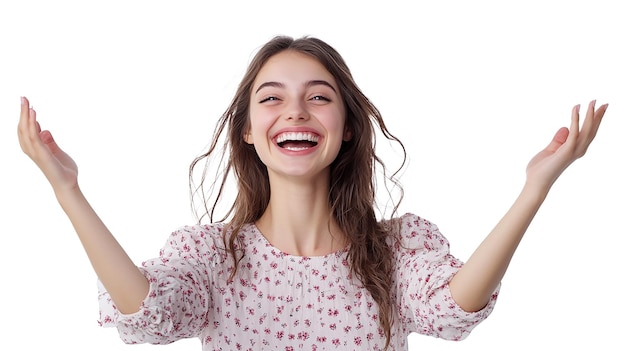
[98,213,498,350]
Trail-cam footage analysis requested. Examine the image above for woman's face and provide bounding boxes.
[247,50,350,182]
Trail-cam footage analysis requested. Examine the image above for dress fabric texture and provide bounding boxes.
[98,213,499,350]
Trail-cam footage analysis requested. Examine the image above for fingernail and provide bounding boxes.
[20,96,25,105]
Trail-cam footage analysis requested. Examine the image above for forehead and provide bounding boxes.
[253,50,337,87]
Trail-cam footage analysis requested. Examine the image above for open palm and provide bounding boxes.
[17,97,79,193]
[526,100,609,191]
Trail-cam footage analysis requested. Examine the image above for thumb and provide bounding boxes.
[40,130,64,155]
[38,129,78,173]
[544,127,569,153]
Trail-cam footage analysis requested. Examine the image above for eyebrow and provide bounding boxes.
[254,80,337,94]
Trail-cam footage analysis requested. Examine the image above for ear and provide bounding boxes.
[244,130,253,144]
[343,127,352,141]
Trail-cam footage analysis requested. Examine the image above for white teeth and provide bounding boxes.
[284,146,309,151]
[276,132,319,144]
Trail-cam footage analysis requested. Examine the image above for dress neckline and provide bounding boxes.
[247,222,350,259]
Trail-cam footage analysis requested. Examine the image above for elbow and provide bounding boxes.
[448,278,499,313]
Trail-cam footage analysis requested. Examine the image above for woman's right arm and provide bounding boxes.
[17,97,149,314]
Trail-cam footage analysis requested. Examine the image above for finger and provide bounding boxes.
[18,96,31,139]
[18,102,42,155]
[24,107,49,159]
[577,101,608,155]
[28,108,41,143]
[595,103,609,119]
[566,103,580,144]
[590,102,609,136]
[578,100,597,142]
[586,101,608,141]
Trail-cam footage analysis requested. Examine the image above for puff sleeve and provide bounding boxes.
[98,224,225,344]
[392,213,499,341]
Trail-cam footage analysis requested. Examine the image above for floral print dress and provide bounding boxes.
[98,213,498,350]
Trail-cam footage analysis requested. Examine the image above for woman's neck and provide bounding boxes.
[255,176,347,257]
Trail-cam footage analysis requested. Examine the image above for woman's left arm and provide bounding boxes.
[449,100,609,312]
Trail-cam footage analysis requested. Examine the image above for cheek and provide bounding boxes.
[248,107,269,132]
[326,109,347,135]
[247,116,277,148]
[249,117,271,136]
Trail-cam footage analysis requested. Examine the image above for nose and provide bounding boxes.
[284,99,310,121]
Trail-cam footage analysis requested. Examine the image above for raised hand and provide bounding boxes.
[450,100,609,312]
[17,97,79,194]
[525,100,609,192]
[18,96,150,312]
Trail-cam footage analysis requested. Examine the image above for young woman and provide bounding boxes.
[17,35,608,350]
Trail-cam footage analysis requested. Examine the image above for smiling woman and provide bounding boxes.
[16,32,612,351]
[6,1,625,351]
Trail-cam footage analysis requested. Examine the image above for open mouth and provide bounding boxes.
[276,132,319,150]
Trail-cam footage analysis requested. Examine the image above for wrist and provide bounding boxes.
[54,185,85,207]
[520,181,551,203]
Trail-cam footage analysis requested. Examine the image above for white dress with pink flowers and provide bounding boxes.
[98,213,498,350]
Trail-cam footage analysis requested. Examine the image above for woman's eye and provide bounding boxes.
[310,95,330,102]
[259,96,279,103]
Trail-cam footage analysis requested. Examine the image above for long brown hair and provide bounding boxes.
[189,35,406,349]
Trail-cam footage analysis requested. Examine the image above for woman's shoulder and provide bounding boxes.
[382,212,440,235]
[382,212,450,252]
[166,222,226,244]
[157,222,235,262]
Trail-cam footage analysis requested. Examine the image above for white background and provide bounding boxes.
[1,1,624,350]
